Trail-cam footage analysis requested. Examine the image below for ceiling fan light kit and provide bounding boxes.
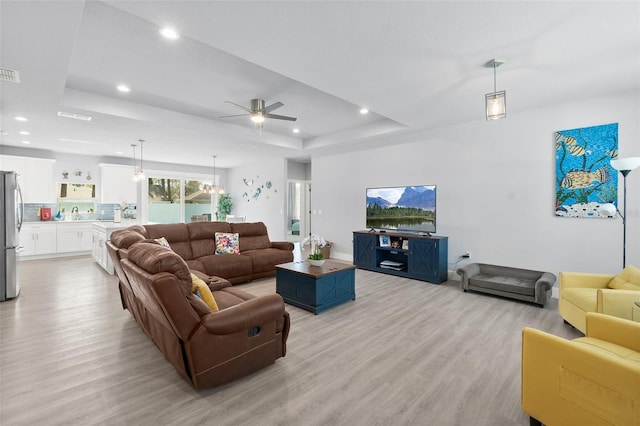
[221,98,297,127]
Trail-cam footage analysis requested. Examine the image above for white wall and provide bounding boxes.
[311,91,640,277]
[287,159,311,180]
[228,158,287,240]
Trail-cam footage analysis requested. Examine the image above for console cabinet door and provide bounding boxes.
[353,233,377,268]
[408,239,438,280]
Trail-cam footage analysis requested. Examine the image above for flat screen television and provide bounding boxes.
[366,185,436,235]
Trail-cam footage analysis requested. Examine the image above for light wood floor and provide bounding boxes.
[1,255,581,425]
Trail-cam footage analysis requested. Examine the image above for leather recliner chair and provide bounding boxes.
[120,242,290,389]
[559,265,640,333]
[522,313,640,426]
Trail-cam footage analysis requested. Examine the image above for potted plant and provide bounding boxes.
[218,193,233,222]
[302,234,333,265]
[308,247,325,266]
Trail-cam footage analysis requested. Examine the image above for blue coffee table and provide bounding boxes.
[276,260,356,314]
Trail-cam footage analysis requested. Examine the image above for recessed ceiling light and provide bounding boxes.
[117,85,131,92]
[0,130,8,136]
[19,131,30,135]
[360,108,369,115]
[15,116,27,122]
[159,27,180,40]
[115,151,123,155]
[21,140,30,145]
[292,128,300,134]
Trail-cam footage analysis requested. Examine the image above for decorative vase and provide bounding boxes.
[309,259,325,266]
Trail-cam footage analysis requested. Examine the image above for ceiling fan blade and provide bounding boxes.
[224,101,251,113]
[219,113,250,119]
[265,113,297,122]
[264,102,284,113]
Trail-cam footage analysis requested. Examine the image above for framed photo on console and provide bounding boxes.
[379,235,391,247]
[402,240,409,250]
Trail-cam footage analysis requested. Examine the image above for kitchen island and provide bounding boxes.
[92,221,141,274]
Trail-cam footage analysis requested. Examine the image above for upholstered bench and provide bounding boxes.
[457,263,555,307]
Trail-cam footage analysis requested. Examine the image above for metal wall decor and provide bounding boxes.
[241,175,277,202]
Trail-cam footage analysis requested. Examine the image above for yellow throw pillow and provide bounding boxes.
[608,276,627,289]
[619,282,640,291]
[620,265,640,285]
[608,265,640,289]
[191,273,219,312]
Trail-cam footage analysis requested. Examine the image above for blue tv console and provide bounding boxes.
[353,230,448,284]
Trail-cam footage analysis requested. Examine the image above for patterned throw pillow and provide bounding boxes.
[215,232,240,255]
[154,236,172,250]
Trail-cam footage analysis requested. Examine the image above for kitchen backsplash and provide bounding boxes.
[23,203,137,222]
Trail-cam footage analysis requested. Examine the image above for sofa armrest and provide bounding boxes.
[559,272,614,290]
[201,294,285,335]
[589,307,640,351]
[535,272,556,291]
[521,327,640,426]
[190,269,232,291]
[597,289,640,320]
[456,263,480,290]
[271,241,294,251]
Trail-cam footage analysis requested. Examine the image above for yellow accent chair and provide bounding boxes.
[559,265,640,333]
[522,313,640,426]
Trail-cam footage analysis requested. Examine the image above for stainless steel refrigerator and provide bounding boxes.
[1,171,23,301]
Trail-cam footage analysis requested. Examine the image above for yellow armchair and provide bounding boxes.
[559,265,640,333]
[522,313,640,426]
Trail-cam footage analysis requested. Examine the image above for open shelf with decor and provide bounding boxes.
[353,230,448,284]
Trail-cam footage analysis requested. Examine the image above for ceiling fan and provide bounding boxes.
[220,98,297,125]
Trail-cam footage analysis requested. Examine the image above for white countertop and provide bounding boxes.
[92,220,142,230]
[24,220,142,229]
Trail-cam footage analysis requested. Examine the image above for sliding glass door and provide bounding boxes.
[147,176,213,223]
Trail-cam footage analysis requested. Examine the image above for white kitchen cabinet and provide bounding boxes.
[56,223,94,253]
[19,224,57,256]
[0,155,56,202]
[100,164,137,204]
[92,224,111,273]
[92,221,139,274]
[26,158,56,202]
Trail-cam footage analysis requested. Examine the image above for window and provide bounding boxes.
[147,175,213,223]
[185,179,213,222]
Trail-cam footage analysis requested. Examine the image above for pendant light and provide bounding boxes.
[131,143,138,180]
[137,139,145,181]
[484,59,506,120]
[131,140,146,181]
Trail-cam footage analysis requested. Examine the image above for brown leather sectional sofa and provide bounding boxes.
[109,221,294,284]
[106,221,292,389]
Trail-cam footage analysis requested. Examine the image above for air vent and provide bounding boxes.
[57,111,92,121]
[0,67,20,83]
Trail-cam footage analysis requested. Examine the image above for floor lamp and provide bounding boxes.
[610,157,640,268]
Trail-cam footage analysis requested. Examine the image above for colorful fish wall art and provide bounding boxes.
[241,175,277,202]
[555,123,618,218]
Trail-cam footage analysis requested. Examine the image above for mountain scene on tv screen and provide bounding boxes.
[366,186,435,230]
